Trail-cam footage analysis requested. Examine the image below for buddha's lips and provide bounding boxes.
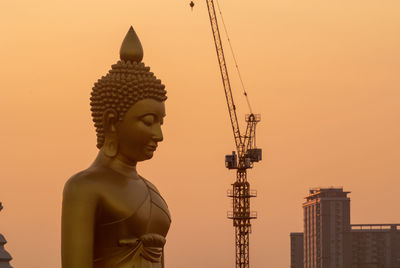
[146,145,157,151]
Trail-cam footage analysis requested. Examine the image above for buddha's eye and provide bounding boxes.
[141,115,155,126]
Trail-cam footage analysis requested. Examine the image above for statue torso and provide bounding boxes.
[81,157,171,268]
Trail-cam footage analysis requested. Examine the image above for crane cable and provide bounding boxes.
[215,0,253,114]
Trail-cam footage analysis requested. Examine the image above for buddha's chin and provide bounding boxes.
[141,150,155,160]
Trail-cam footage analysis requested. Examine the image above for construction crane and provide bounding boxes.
[190,1,262,267]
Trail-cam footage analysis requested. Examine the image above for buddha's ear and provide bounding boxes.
[102,109,118,135]
[102,109,119,157]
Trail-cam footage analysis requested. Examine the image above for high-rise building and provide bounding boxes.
[303,187,351,268]
[290,188,400,268]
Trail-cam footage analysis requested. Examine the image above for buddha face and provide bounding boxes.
[116,98,165,164]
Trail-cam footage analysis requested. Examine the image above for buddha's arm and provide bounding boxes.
[62,176,98,268]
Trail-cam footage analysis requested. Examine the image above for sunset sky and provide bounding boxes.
[1,1,399,267]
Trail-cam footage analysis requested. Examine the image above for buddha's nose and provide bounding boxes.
[152,124,163,142]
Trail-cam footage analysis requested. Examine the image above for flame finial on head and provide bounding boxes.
[120,26,144,62]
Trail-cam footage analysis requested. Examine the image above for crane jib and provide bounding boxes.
[206,0,242,151]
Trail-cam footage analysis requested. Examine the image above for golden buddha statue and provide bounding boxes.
[61,27,171,268]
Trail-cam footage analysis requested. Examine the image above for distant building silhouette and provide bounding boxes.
[290,188,400,268]
[351,224,400,268]
[0,203,13,268]
[0,235,13,268]
[290,232,304,268]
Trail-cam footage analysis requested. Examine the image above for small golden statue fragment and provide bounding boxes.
[61,26,171,268]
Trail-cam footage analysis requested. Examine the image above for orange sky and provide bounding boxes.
[1,1,399,267]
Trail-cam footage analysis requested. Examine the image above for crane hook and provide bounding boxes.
[190,1,195,11]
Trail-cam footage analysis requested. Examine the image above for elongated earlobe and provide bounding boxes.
[103,137,118,157]
[102,109,119,157]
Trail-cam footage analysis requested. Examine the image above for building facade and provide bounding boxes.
[290,188,400,268]
[303,187,351,268]
[291,232,304,268]
[351,224,400,268]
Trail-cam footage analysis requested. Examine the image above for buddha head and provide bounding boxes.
[90,27,167,164]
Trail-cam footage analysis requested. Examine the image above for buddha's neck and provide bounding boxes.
[94,151,139,178]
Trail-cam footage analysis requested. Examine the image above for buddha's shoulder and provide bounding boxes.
[140,176,161,194]
[63,166,112,197]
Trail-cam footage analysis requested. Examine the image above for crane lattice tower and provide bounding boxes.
[203,1,263,267]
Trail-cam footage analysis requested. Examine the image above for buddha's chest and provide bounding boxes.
[96,177,171,237]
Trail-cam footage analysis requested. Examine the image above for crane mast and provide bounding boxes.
[195,1,262,267]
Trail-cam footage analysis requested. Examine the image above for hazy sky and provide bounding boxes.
[1,1,399,267]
